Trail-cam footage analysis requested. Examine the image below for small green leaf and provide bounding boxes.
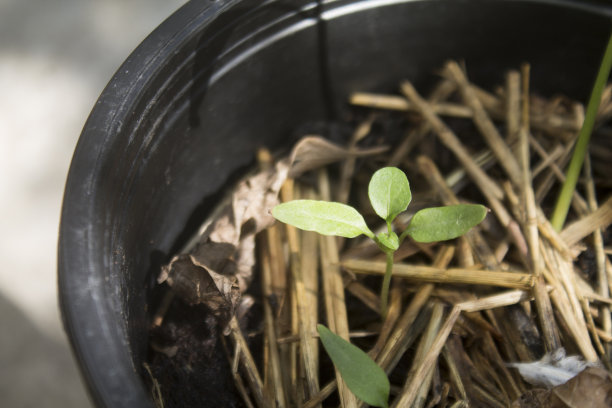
[376,231,399,251]
[317,324,390,408]
[272,200,374,238]
[404,204,487,243]
[368,167,411,222]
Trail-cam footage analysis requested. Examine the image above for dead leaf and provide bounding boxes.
[160,254,239,322]
[205,159,290,246]
[158,136,388,320]
[549,367,612,407]
[288,135,388,178]
[158,159,289,314]
[512,368,612,408]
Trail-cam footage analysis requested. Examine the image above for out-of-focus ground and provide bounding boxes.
[0,0,185,405]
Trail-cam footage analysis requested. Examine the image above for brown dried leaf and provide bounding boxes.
[159,254,239,322]
[234,234,256,288]
[549,367,612,408]
[206,160,290,246]
[512,368,612,408]
[158,136,388,317]
[158,160,289,312]
[288,135,388,178]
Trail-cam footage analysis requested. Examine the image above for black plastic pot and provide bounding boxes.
[59,0,612,406]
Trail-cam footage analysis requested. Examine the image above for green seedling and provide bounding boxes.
[272,167,487,315]
[273,167,486,407]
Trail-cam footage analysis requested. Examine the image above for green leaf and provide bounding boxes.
[404,204,487,243]
[376,231,399,252]
[317,325,390,408]
[368,167,411,222]
[272,200,374,238]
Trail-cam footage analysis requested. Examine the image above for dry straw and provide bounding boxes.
[220,61,612,407]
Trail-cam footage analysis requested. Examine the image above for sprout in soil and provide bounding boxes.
[272,166,488,316]
[272,167,487,407]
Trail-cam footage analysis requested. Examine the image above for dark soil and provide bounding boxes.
[147,294,258,408]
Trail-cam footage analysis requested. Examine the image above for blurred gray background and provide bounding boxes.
[0,0,186,406]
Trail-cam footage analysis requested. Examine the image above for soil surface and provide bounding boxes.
[147,297,255,408]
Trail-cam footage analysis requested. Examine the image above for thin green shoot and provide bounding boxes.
[550,30,612,231]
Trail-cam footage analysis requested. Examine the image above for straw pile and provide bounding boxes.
[224,60,612,408]
[148,60,612,408]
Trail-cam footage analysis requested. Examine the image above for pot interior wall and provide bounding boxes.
[59,0,612,407]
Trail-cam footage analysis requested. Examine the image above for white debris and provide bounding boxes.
[507,348,600,388]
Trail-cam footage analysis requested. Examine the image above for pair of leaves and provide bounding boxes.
[317,325,389,408]
[272,168,408,242]
[272,168,405,247]
[272,167,487,245]
[273,167,487,407]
